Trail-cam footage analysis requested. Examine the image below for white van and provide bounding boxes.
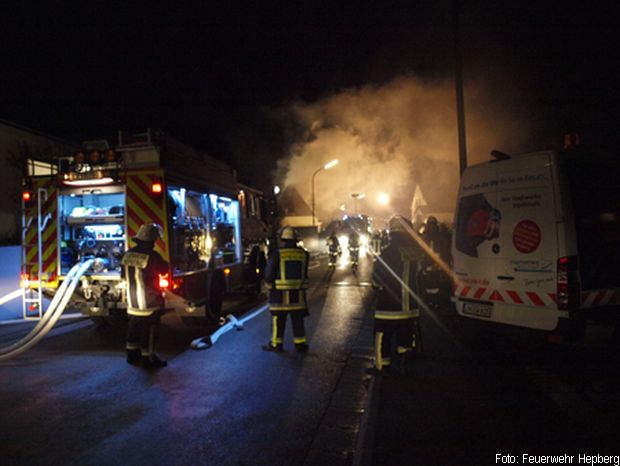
[452,148,620,339]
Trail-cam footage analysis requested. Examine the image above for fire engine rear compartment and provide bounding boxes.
[58,185,126,277]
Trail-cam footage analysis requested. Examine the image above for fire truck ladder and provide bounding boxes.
[0,259,94,362]
[21,187,50,319]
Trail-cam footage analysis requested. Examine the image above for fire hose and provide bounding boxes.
[0,259,94,362]
[191,303,269,350]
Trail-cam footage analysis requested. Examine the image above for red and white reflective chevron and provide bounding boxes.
[580,289,620,308]
[452,284,557,308]
[453,284,620,310]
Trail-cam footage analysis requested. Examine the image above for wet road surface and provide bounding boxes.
[0,253,376,466]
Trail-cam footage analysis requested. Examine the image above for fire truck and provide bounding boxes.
[20,129,269,327]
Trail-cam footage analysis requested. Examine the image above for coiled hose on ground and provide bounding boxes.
[0,259,93,362]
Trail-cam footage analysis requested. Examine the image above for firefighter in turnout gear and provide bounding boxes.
[122,223,169,369]
[368,215,422,374]
[327,231,341,268]
[262,226,310,353]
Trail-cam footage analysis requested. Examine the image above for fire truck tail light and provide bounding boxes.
[158,274,170,290]
[89,150,101,164]
[22,191,32,202]
[104,149,117,162]
[20,273,30,288]
[151,181,163,194]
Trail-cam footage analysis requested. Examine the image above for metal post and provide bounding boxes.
[452,0,468,176]
[311,167,323,227]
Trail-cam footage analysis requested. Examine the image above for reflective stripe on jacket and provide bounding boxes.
[265,243,309,312]
[374,309,420,320]
[121,247,168,317]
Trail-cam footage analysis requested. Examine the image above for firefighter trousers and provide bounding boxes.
[373,318,418,370]
[270,310,307,347]
[126,312,161,358]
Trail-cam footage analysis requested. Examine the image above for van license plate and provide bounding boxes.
[463,302,492,318]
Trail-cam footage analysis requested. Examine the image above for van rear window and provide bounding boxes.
[564,154,620,289]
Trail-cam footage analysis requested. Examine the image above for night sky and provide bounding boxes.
[2,1,620,190]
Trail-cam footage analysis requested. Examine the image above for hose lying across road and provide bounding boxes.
[0,259,93,362]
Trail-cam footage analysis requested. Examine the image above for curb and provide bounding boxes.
[352,371,381,466]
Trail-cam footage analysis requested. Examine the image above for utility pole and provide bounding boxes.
[452,0,468,176]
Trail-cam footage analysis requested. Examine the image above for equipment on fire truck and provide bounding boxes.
[21,130,269,329]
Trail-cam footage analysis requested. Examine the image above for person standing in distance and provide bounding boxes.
[262,226,310,353]
[122,223,169,369]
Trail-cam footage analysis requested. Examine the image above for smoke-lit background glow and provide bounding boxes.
[277,74,532,226]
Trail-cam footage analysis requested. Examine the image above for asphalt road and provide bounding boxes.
[0,252,376,466]
[370,291,620,465]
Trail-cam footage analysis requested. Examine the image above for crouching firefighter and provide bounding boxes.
[262,226,310,353]
[368,215,422,375]
[122,223,169,369]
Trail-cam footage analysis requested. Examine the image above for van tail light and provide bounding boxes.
[158,273,170,290]
[557,256,579,310]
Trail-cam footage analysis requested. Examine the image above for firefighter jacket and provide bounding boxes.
[372,231,421,320]
[264,240,309,312]
[121,243,169,317]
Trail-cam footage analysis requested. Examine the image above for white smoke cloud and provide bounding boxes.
[277,74,531,226]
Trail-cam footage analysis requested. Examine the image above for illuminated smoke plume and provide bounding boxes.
[277,74,531,227]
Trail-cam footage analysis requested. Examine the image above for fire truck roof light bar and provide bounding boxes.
[63,177,115,187]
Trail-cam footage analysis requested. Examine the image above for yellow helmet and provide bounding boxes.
[279,226,297,241]
[133,223,163,242]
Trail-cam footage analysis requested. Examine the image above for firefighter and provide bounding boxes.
[122,223,169,369]
[326,231,341,268]
[370,230,382,258]
[262,226,310,353]
[368,215,422,375]
[348,230,360,268]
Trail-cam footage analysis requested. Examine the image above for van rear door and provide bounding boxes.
[494,153,559,328]
[453,162,498,320]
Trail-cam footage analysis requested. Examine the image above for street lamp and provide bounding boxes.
[377,192,390,206]
[351,192,366,215]
[311,159,339,226]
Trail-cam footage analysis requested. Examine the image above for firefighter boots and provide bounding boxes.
[262,342,283,352]
[295,342,309,353]
[126,349,141,365]
[142,354,168,369]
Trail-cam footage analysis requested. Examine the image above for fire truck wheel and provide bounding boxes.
[207,271,225,321]
[181,317,204,327]
[91,310,127,330]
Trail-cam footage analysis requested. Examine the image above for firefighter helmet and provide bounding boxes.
[279,226,297,241]
[388,215,409,233]
[133,223,163,242]
[425,215,438,226]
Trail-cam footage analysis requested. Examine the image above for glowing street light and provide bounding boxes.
[311,159,339,226]
[377,192,390,206]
